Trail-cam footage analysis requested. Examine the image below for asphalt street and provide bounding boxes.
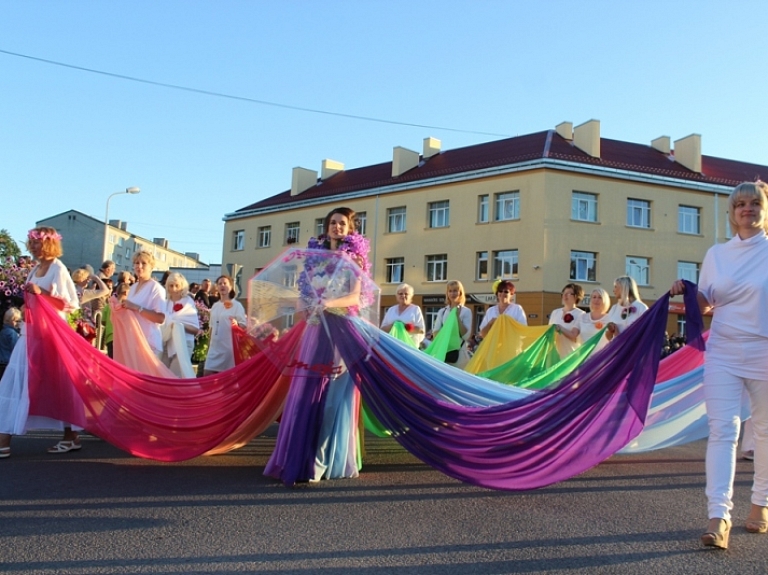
[1,428,767,575]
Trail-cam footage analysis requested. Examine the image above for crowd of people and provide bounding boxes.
[1,179,767,551]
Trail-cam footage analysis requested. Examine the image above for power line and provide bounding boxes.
[0,48,510,138]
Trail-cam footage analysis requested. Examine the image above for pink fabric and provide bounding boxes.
[655,331,708,383]
[112,304,176,377]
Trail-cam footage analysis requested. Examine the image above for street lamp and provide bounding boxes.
[104,187,141,263]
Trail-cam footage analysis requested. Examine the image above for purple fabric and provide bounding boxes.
[330,284,699,490]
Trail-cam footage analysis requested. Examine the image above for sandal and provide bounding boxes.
[47,440,82,454]
[746,504,768,534]
[0,446,9,459]
[701,518,731,549]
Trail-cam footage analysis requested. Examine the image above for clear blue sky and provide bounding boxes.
[2,1,766,265]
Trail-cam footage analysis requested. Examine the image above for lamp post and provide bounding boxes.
[104,187,141,264]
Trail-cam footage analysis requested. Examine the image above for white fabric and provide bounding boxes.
[479,303,527,331]
[127,280,166,354]
[607,300,649,333]
[549,307,586,358]
[205,300,247,373]
[575,312,611,353]
[381,304,426,346]
[433,305,473,343]
[162,296,199,359]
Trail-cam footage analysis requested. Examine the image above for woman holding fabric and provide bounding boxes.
[161,272,200,378]
[549,283,586,359]
[569,288,612,354]
[479,280,527,339]
[432,280,473,368]
[380,283,425,347]
[202,275,246,375]
[671,181,768,549]
[0,227,80,456]
[120,251,166,358]
[265,206,371,484]
[606,275,648,339]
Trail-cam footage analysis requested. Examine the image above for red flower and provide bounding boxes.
[404,322,415,332]
[563,313,574,323]
[595,322,604,330]
[223,301,233,310]
[173,303,183,312]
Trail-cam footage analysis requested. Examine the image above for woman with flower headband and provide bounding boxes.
[265,206,371,485]
[202,275,245,375]
[0,226,80,457]
[549,283,586,359]
[605,275,648,340]
[119,250,166,359]
[570,288,612,355]
[380,283,425,347]
[479,279,527,339]
[161,272,200,378]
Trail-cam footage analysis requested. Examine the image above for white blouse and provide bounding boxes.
[480,303,527,332]
[381,303,426,347]
[205,299,247,373]
[549,307,586,358]
[433,305,473,343]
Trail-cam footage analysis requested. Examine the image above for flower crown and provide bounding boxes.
[28,229,62,242]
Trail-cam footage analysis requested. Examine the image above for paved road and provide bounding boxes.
[1,428,766,574]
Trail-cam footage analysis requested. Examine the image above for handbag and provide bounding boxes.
[445,349,460,363]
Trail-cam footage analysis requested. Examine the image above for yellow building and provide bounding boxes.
[222,120,766,335]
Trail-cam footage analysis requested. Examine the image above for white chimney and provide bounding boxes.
[321,159,344,180]
[392,146,420,177]
[651,136,671,155]
[291,167,318,196]
[423,137,441,158]
[555,121,573,140]
[673,134,702,173]
[573,119,600,158]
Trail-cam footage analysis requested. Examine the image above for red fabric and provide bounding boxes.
[655,331,708,383]
[26,294,293,461]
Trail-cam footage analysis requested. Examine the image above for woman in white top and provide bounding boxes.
[380,283,425,347]
[432,280,473,368]
[121,251,166,357]
[479,280,527,339]
[569,288,612,354]
[161,272,200,378]
[606,275,648,337]
[671,181,768,549]
[203,275,246,375]
[549,283,586,359]
[0,227,80,456]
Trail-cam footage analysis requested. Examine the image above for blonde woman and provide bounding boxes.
[380,283,425,347]
[432,280,473,367]
[121,251,166,357]
[570,288,612,354]
[607,275,648,338]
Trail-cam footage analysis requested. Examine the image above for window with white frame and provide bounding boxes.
[572,191,598,222]
[478,195,489,223]
[677,261,700,284]
[283,265,298,288]
[424,306,441,333]
[125,247,131,258]
[476,251,488,280]
[627,198,651,228]
[493,249,519,279]
[626,256,650,286]
[160,252,167,262]
[233,230,245,251]
[495,191,520,221]
[678,205,701,234]
[570,251,596,282]
[356,211,367,235]
[258,226,271,248]
[386,257,404,284]
[676,316,686,336]
[108,233,116,244]
[428,200,450,228]
[285,222,300,244]
[315,218,325,238]
[426,254,448,282]
[387,207,406,233]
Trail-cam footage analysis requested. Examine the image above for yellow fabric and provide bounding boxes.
[465,315,549,374]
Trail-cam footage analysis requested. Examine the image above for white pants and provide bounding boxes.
[704,366,768,520]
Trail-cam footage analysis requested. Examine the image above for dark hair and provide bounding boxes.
[561,283,584,301]
[100,260,115,272]
[495,280,516,295]
[216,275,237,300]
[323,207,357,236]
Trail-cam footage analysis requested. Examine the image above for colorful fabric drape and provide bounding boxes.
[423,308,463,362]
[465,316,550,374]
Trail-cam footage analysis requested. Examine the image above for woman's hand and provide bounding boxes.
[605,322,618,341]
[670,280,686,296]
[25,283,42,295]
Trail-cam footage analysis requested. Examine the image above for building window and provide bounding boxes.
[572,191,598,222]
[428,200,450,228]
[478,195,489,223]
[315,218,325,238]
[387,207,406,233]
[426,254,448,282]
[626,256,650,286]
[493,249,518,279]
[356,211,367,235]
[283,265,298,288]
[285,222,300,245]
[476,251,488,281]
[160,252,167,262]
[385,257,404,284]
[627,198,651,228]
[495,191,520,221]
[677,261,699,284]
[125,248,131,258]
[424,306,441,333]
[678,205,701,234]
[570,251,596,282]
[676,315,686,337]
[233,230,245,251]
[258,226,271,248]
[108,233,116,244]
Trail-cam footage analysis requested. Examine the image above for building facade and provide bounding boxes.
[38,210,208,275]
[222,120,767,334]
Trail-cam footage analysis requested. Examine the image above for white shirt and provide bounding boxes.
[575,312,611,353]
[549,307,586,358]
[381,303,426,347]
[205,299,247,373]
[433,305,473,343]
[607,300,649,334]
[127,280,167,354]
[480,303,527,333]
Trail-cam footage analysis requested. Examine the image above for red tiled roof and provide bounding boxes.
[233,130,768,214]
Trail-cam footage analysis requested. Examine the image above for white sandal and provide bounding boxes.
[47,440,82,454]
[0,446,10,459]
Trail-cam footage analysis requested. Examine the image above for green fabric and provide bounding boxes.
[102,304,113,345]
[424,308,463,362]
[478,327,606,390]
[390,321,418,348]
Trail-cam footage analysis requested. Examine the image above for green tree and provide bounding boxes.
[0,229,21,259]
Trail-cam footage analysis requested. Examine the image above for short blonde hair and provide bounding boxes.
[590,288,611,312]
[71,268,89,283]
[165,272,190,297]
[132,250,155,268]
[445,280,466,306]
[3,307,21,325]
[728,181,768,235]
[397,283,414,297]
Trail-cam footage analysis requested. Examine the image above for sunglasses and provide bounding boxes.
[498,290,512,294]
